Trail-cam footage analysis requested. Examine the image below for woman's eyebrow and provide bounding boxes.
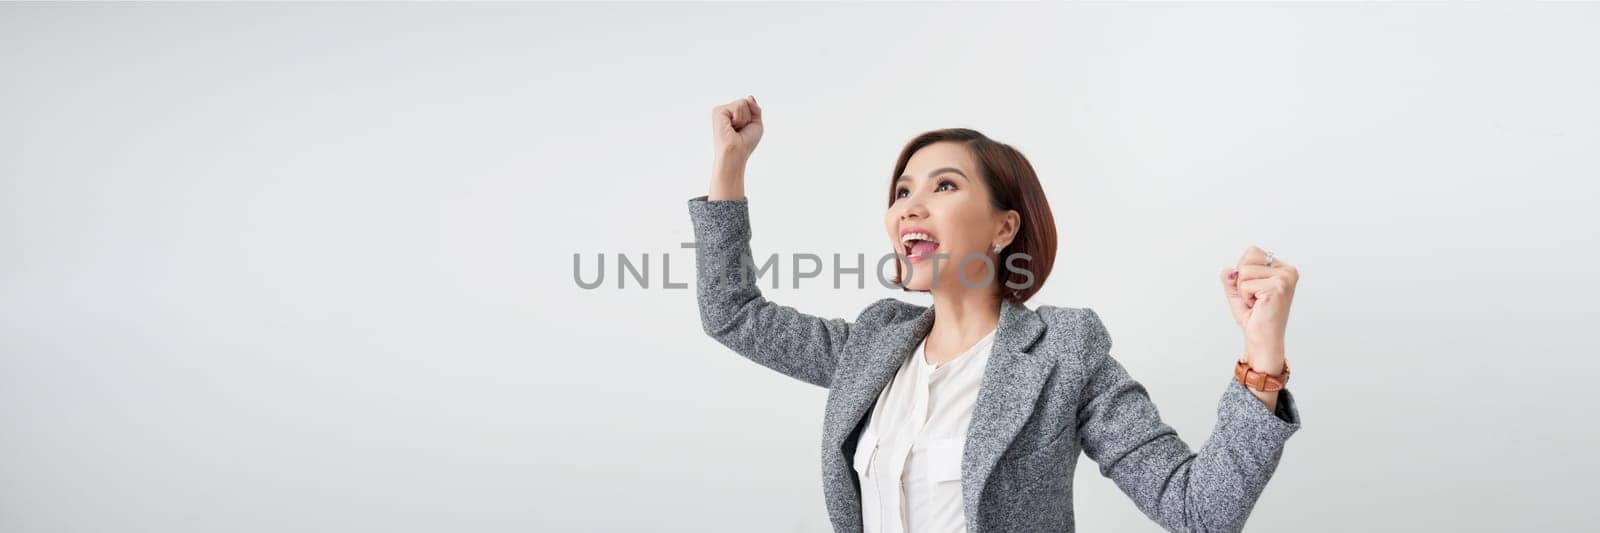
[896,167,968,182]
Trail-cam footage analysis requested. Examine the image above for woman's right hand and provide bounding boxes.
[712,95,763,163]
[708,95,762,200]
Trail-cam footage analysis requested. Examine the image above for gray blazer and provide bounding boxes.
[687,195,1301,533]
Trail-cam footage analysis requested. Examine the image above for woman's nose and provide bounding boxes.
[898,197,928,220]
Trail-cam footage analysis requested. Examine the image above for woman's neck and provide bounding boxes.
[925,291,1002,364]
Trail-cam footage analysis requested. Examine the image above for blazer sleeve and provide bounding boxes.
[1073,307,1301,533]
[687,194,860,389]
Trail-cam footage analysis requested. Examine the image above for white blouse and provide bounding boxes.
[852,326,998,533]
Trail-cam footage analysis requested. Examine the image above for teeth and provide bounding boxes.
[900,231,940,257]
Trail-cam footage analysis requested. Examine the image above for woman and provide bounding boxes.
[688,95,1301,533]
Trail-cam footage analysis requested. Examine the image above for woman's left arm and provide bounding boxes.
[1074,308,1302,533]
[1076,246,1303,532]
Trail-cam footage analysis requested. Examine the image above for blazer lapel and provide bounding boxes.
[961,299,1050,524]
[825,304,935,453]
[820,302,933,531]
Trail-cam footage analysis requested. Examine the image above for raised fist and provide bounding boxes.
[711,95,763,161]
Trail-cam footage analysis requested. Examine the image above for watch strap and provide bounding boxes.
[1235,356,1290,392]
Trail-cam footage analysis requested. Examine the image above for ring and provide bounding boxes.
[1265,251,1276,267]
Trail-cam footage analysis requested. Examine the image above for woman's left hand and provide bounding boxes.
[1219,245,1298,375]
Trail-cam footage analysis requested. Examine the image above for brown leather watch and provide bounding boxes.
[1235,356,1290,392]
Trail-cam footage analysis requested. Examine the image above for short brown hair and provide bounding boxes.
[887,128,1058,304]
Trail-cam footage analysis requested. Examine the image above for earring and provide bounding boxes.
[993,244,1003,254]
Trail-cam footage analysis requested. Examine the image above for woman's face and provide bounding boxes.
[885,141,1019,294]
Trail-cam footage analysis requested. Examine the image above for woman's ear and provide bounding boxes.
[996,209,1021,248]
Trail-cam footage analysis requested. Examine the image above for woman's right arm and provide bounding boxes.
[688,96,859,389]
[688,194,858,388]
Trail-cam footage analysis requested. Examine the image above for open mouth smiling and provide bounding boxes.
[899,228,941,262]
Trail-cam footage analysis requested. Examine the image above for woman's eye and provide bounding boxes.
[895,188,908,199]
[936,180,956,191]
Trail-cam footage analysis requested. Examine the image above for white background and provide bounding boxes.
[3,3,1597,532]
